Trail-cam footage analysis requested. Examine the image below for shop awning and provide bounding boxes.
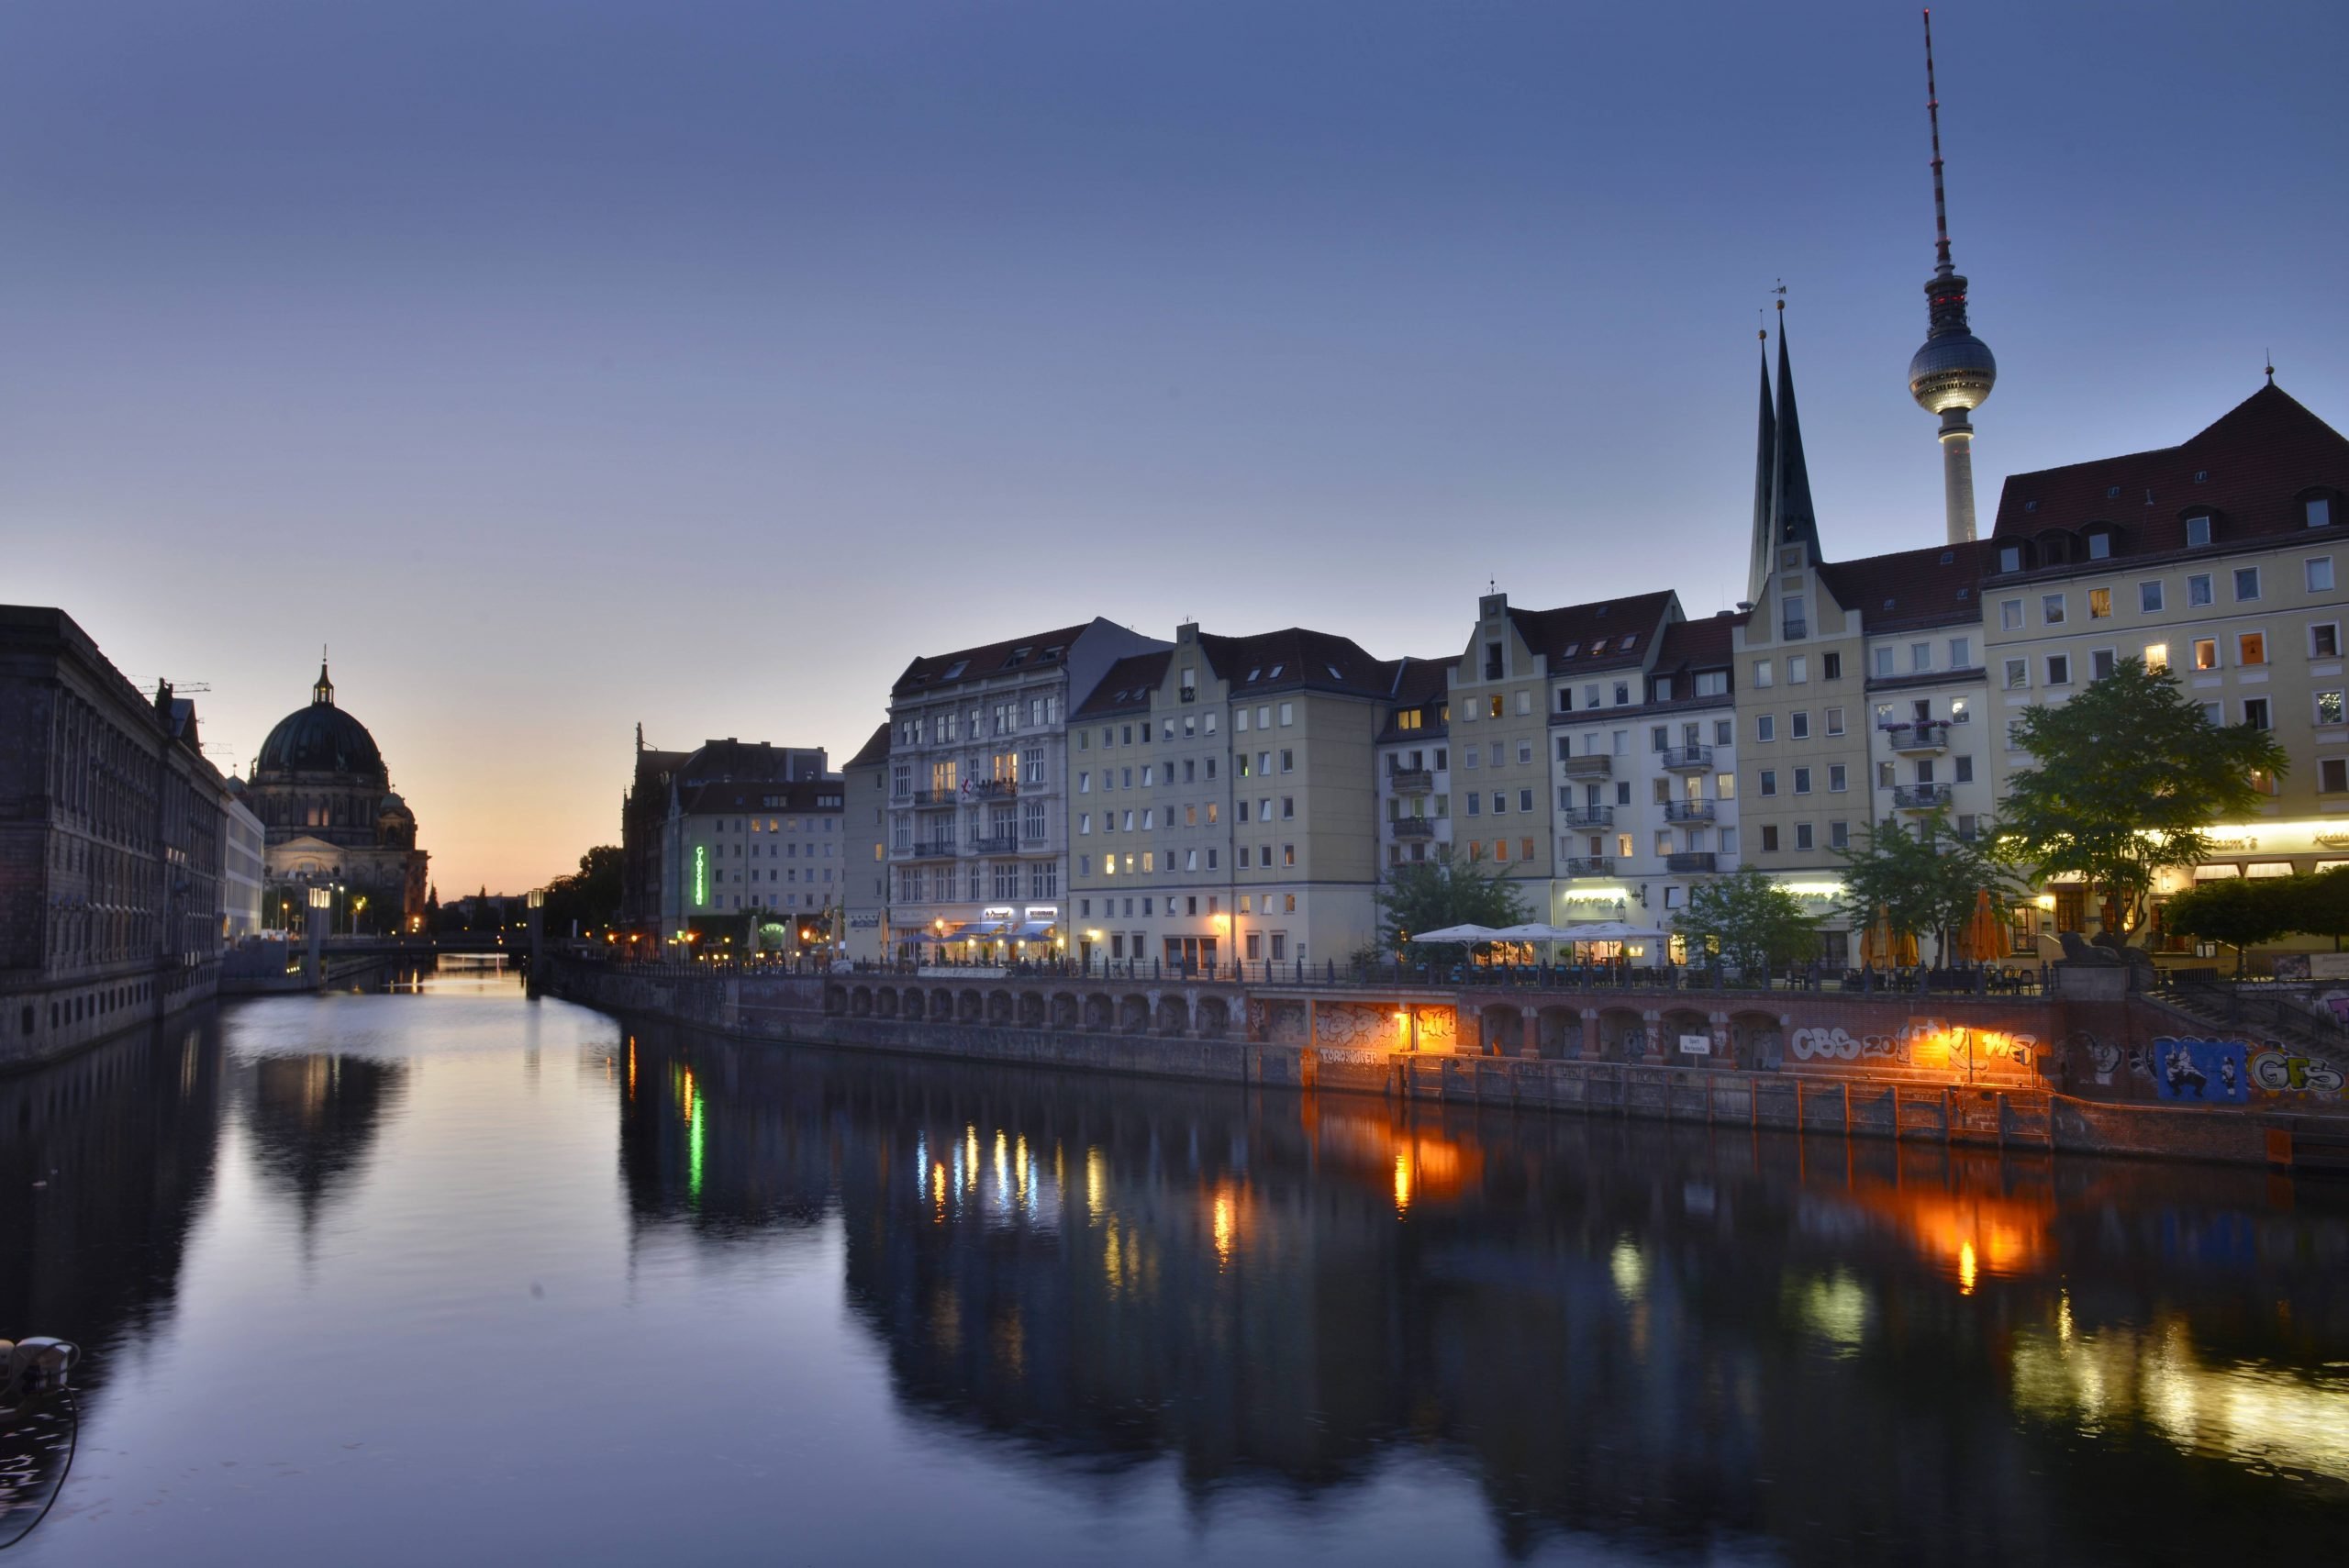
[2192,863,2243,880]
[2245,862,2298,878]
[1012,919,1056,940]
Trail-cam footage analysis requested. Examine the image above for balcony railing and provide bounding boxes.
[1559,753,1612,779]
[901,840,956,860]
[1891,783,1953,811]
[1666,851,1718,873]
[1562,856,1616,877]
[1658,744,1713,773]
[1390,817,1437,840]
[910,788,955,806]
[1386,768,1435,794]
[1559,806,1614,828]
[969,833,1019,853]
[969,779,1018,799]
[1662,799,1716,823]
[1782,619,1809,641]
[1885,721,1950,754]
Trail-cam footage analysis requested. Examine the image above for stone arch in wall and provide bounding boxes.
[1051,992,1079,1029]
[1479,1004,1523,1056]
[1731,1010,1784,1071]
[1154,995,1188,1036]
[1598,1006,1647,1062]
[1196,995,1231,1039]
[850,986,873,1018]
[1018,991,1045,1028]
[1083,993,1114,1032]
[824,986,847,1016]
[1661,1007,1716,1069]
[1536,1005,1580,1060]
[1119,994,1151,1034]
[986,989,1014,1026]
[874,987,898,1019]
[957,989,984,1025]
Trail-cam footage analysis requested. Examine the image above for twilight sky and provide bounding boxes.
[6,0,2344,895]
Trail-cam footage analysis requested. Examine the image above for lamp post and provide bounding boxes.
[306,884,332,988]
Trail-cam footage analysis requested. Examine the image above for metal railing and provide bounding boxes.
[1885,722,1951,752]
[1665,851,1717,873]
[1662,799,1716,823]
[1891,784,1954,810]
[1658,745,1713,771]
[1560,806,1614,828]
[1390,817,1437,840]
[1559,754,1613,778]
[1386,768,1435,793]
[1562,856,1616,877]
[969,833,1019,853]
[899,840,957,859]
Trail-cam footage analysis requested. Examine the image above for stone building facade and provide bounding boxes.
[242,662,428,933]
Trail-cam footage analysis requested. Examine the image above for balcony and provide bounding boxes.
[970,832,1020,853]
[969,779,1018,800]
[1659,744,1713,773]
[1562,855,1616,877]
[910,788,956,806]
[1892,783,1953,811]
[1885,721,1950,754]
[1559,753,1612,780]
[1666,851,1718,874]
[1662,799,1716,823]
[901,839,957,860]
[1386,768,1435,794]
[1782,619,1809,641]
[1559,806,1614,829]
[1390,817,1437,840]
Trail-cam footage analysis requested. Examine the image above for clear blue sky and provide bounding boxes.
[6,0,2343,891]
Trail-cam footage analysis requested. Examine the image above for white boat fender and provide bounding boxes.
[0,1338,79,1405]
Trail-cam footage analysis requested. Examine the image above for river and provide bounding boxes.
[3,976,2346,1565]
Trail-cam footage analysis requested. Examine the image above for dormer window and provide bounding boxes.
[1007,647,1031,666]
[1998,545,2022,573]
[2185,514,2213,549]
[1561,641,1579,657]
[1267,663,1283,679]
[2310,497,2334,529]
[941,660,968,680]
[2106,486,2121,499]
[2087,530,2113,560]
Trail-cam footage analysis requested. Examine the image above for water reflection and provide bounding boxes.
[621,1024,2349,1562]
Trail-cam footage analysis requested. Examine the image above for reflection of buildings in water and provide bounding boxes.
[616,1026,2349,1561]
[238,1051,408,1240]
[0,1014,228,1537]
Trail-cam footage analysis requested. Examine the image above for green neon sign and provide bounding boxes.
[693,843,709,906]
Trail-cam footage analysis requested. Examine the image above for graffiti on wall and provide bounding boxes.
[2249,1049,2346,1095]
[2149,1038,2250,1103]
[1787,1019,2038,1076]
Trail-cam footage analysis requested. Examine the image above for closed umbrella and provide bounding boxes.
[1960,888,2005,965]
[1859,905,1892,968]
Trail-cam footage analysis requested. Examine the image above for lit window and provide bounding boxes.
[2087,588,2112,619]
[2144,642,2169,672]
[2239,632,2267,666]
[2193,639,2220,671]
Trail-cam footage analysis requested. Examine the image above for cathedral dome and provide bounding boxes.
[253,662,387,781]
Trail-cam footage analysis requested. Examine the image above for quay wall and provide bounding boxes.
[540,961,2349,1168]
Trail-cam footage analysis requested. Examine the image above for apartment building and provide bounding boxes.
[1067,622,1394,972]
[840,723,890,963]
[648,740,841,942]
[1982,382,2349,933]
[1819,540,1997,857]
[884,618,1166,963]
[1375,656,1458,875]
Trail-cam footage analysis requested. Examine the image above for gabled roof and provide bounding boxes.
[1388,654,1458,707]
[843,722,892,772]
[1990,383,2349,553]
[1071,651,1171,718]
[681,775,844,817]
[679,738,819,784]
[1650,610,1739,672]
[891,622,1091,699]
[1818,539,1991,634]
[1504,591,1676,672]
[1196,627,1392,698]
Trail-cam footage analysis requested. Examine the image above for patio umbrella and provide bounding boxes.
[1556,921,1670,942]
[1859,905,1892,968]
[1412,923,1499,944]
[1960,889,2005,963]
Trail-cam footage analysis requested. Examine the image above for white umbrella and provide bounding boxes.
[1412,923,1499,943]
[1557,921,1671,943]
[1488,922,1581,942]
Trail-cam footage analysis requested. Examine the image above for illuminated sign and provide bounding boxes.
[693,844,709,906]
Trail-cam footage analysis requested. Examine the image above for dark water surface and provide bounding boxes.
[4,979,2347,1565]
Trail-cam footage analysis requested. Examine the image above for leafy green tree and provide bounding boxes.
[1377,856,1529,962]
[2283,867,2349,951]
[1999,658,2287,940]
[1675,866,1820,978]
[2162,875,2298,977]
[1835,807,2023,965]
[542,845,625,937]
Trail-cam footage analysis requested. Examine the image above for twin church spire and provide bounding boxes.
[1745,307,1822,609]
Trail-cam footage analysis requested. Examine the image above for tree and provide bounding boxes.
[1998,657,2287,940]
[1835,807,2023,966]
[2162,875,2297,976]
[1675,866,1820,978]
[542,845,624,937]
[2286,866,2349,951]
[1376,856,1529,963]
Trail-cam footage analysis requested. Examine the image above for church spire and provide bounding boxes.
[1771,308,1822,567]
[1746,328,1776,608]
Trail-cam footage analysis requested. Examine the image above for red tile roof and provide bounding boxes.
[1196,627,1394,698]
[891,622,1093,699]
[1817,539,1992,633]
[1070,651,1172,718]
[1505,591,1677,670]
[1990,383,2349,557]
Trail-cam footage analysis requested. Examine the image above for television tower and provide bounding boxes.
[1907,9,1997,544]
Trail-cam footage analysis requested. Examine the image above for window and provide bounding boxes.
[2232,566,2261,601]
[2139,581,2165,614]
[2087,532,2112,561]
[1828,764,1847,792]
[2091,649,2116,681]
[2198,701,2222,726]
[2193,638,2220,671]
[1821,651,1842,680]
[1756,715,1775,742]
[1830,821,1850,849]
[2310,557,2336,594]
[1714,718,1733,745]
[1878,760,1897,787]
[2046,654,2071,685]
[1465,792,1480,817]
[1486,695,1504,718]
[2315,624,2343,659]
[1873,647,1894,677]
[2042,594,2065,626]
[2243,697,2271,730]
[1717,773,1736,799]
[2087,588,2111,620]
[1753,660,1774,689]
[1911,641,1932,672]
[1788,655,1809,684]
[1793,767,1812,795]
[2188,573,2214,607]
[1948,637,1970,668]
[2186,515,2212,548]
[1951,696,1969,724]
[1278,702,1295,727]
[1758,769,1776,796]
[2323,758,2349,794]
[1954,754,1973,783]
[2003,659,2028,691]
[1760,825,1779,852]
[1999,599,2023,630]
[1790,711,1809,740]
[2145,642,2169,672]
[1998,545,2022,573]
[2314,690,2344,727]
[1279,750,1293,773]
[1794,823,1814,851]
[2239,632,2267,666]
